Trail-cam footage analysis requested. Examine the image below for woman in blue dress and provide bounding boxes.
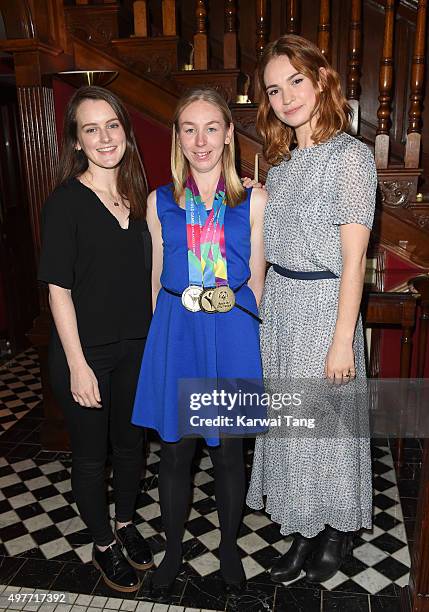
[132,88,267,596]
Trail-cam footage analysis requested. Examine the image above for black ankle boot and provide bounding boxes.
[305,526,353,583]
[115,523,154,570]
[92,543,140,592]
[270,534,318,583]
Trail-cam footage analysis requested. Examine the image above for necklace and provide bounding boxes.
[83,172,121,207]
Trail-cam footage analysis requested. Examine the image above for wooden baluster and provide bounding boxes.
[346,0,362,135]
[162,0,176,36]
[133,0,148,37]
[285,0,300,34]
[194,0,208,70]
[318,0,331,63]
[375,0,396,169]
[405,0,427,168]
[224,0,238,69]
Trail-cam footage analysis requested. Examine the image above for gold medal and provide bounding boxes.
[211,286,235,312]
[181,285,203,312]
[199,288,218,313]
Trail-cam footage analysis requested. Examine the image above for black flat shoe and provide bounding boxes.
[115,523,154,570]
[270,534,318,583]
[305,527,353,583]
[92,543,140,593]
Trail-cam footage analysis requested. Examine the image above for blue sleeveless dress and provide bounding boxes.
[132,184,263,446]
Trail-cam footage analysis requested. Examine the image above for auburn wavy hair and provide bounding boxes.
[171,87,245,207]
[257,34,352,166]
[56,86,148,219]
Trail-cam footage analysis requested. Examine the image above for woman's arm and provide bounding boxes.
[325,223,370,381]
[48,284,101,407]
[248,187,267,306]
[146,190,163,311]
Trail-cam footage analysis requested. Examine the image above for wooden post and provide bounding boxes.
[375,0,396,169]
[404,0,427,168]
[318,0,331,63]
[346,0,362,135]
[194,0,208,70]
[285,0,300,34]
[223,0,237,69]
[162,0,176,36]
[133,0,148,37]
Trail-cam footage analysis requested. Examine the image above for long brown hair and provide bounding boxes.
[171,87,245,207]
[56,86,148,218]
[257,34,352,165]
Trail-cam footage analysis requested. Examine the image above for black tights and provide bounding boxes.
[154,437,245,586]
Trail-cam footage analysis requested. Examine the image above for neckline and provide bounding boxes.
[291,132,342,156]
[75,177,130,231]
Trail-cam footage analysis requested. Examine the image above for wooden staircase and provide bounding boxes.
[1,0,429,267]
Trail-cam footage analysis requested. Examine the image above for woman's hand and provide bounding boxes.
[242,177,265,189]
[324,338,356,384]
[70,362,102,407]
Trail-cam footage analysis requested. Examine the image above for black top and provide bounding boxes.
[38,178,152,347]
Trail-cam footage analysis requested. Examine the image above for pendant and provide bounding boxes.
[199,288,218,313]
[113,201,120,207]
[211,286,235,313]
[181,285,203,312]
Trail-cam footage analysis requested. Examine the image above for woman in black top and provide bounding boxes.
[38,86,153,593]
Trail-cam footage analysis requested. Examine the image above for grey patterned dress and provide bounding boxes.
[246,132,377,538]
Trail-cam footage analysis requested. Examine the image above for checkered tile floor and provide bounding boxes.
[0,442,411,594]
[0,349,41,433]
[0,350,412,611]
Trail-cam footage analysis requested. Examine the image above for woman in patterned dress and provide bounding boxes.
[246,35,377,583]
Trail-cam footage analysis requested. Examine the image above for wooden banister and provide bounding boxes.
[162,0,176,37]
[285,0,300,34]
[347,0,362,135]
[404,0,427,168]
[223,0,237,69]
[375,0,396,169]
[133,1,148,38]
[318,0,331,63]
[194,0,208,70]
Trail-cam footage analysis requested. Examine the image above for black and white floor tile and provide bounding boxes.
[0,350,417,611]
[0,349,41,433]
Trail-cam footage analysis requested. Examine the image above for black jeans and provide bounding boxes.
[49,334,145,546]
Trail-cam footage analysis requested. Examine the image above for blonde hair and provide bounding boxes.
[257,34,352,165]
[171,88,245,207]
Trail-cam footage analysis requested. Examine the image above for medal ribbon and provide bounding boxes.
[185,174,229,288]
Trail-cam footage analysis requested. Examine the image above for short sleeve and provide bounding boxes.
[332,140,377,230]
[38,188,77,289]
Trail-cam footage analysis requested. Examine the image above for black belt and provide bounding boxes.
[272,264,338,280]
[162,283,262,323]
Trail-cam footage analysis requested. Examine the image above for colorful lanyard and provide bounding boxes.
[185,174,229,288]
